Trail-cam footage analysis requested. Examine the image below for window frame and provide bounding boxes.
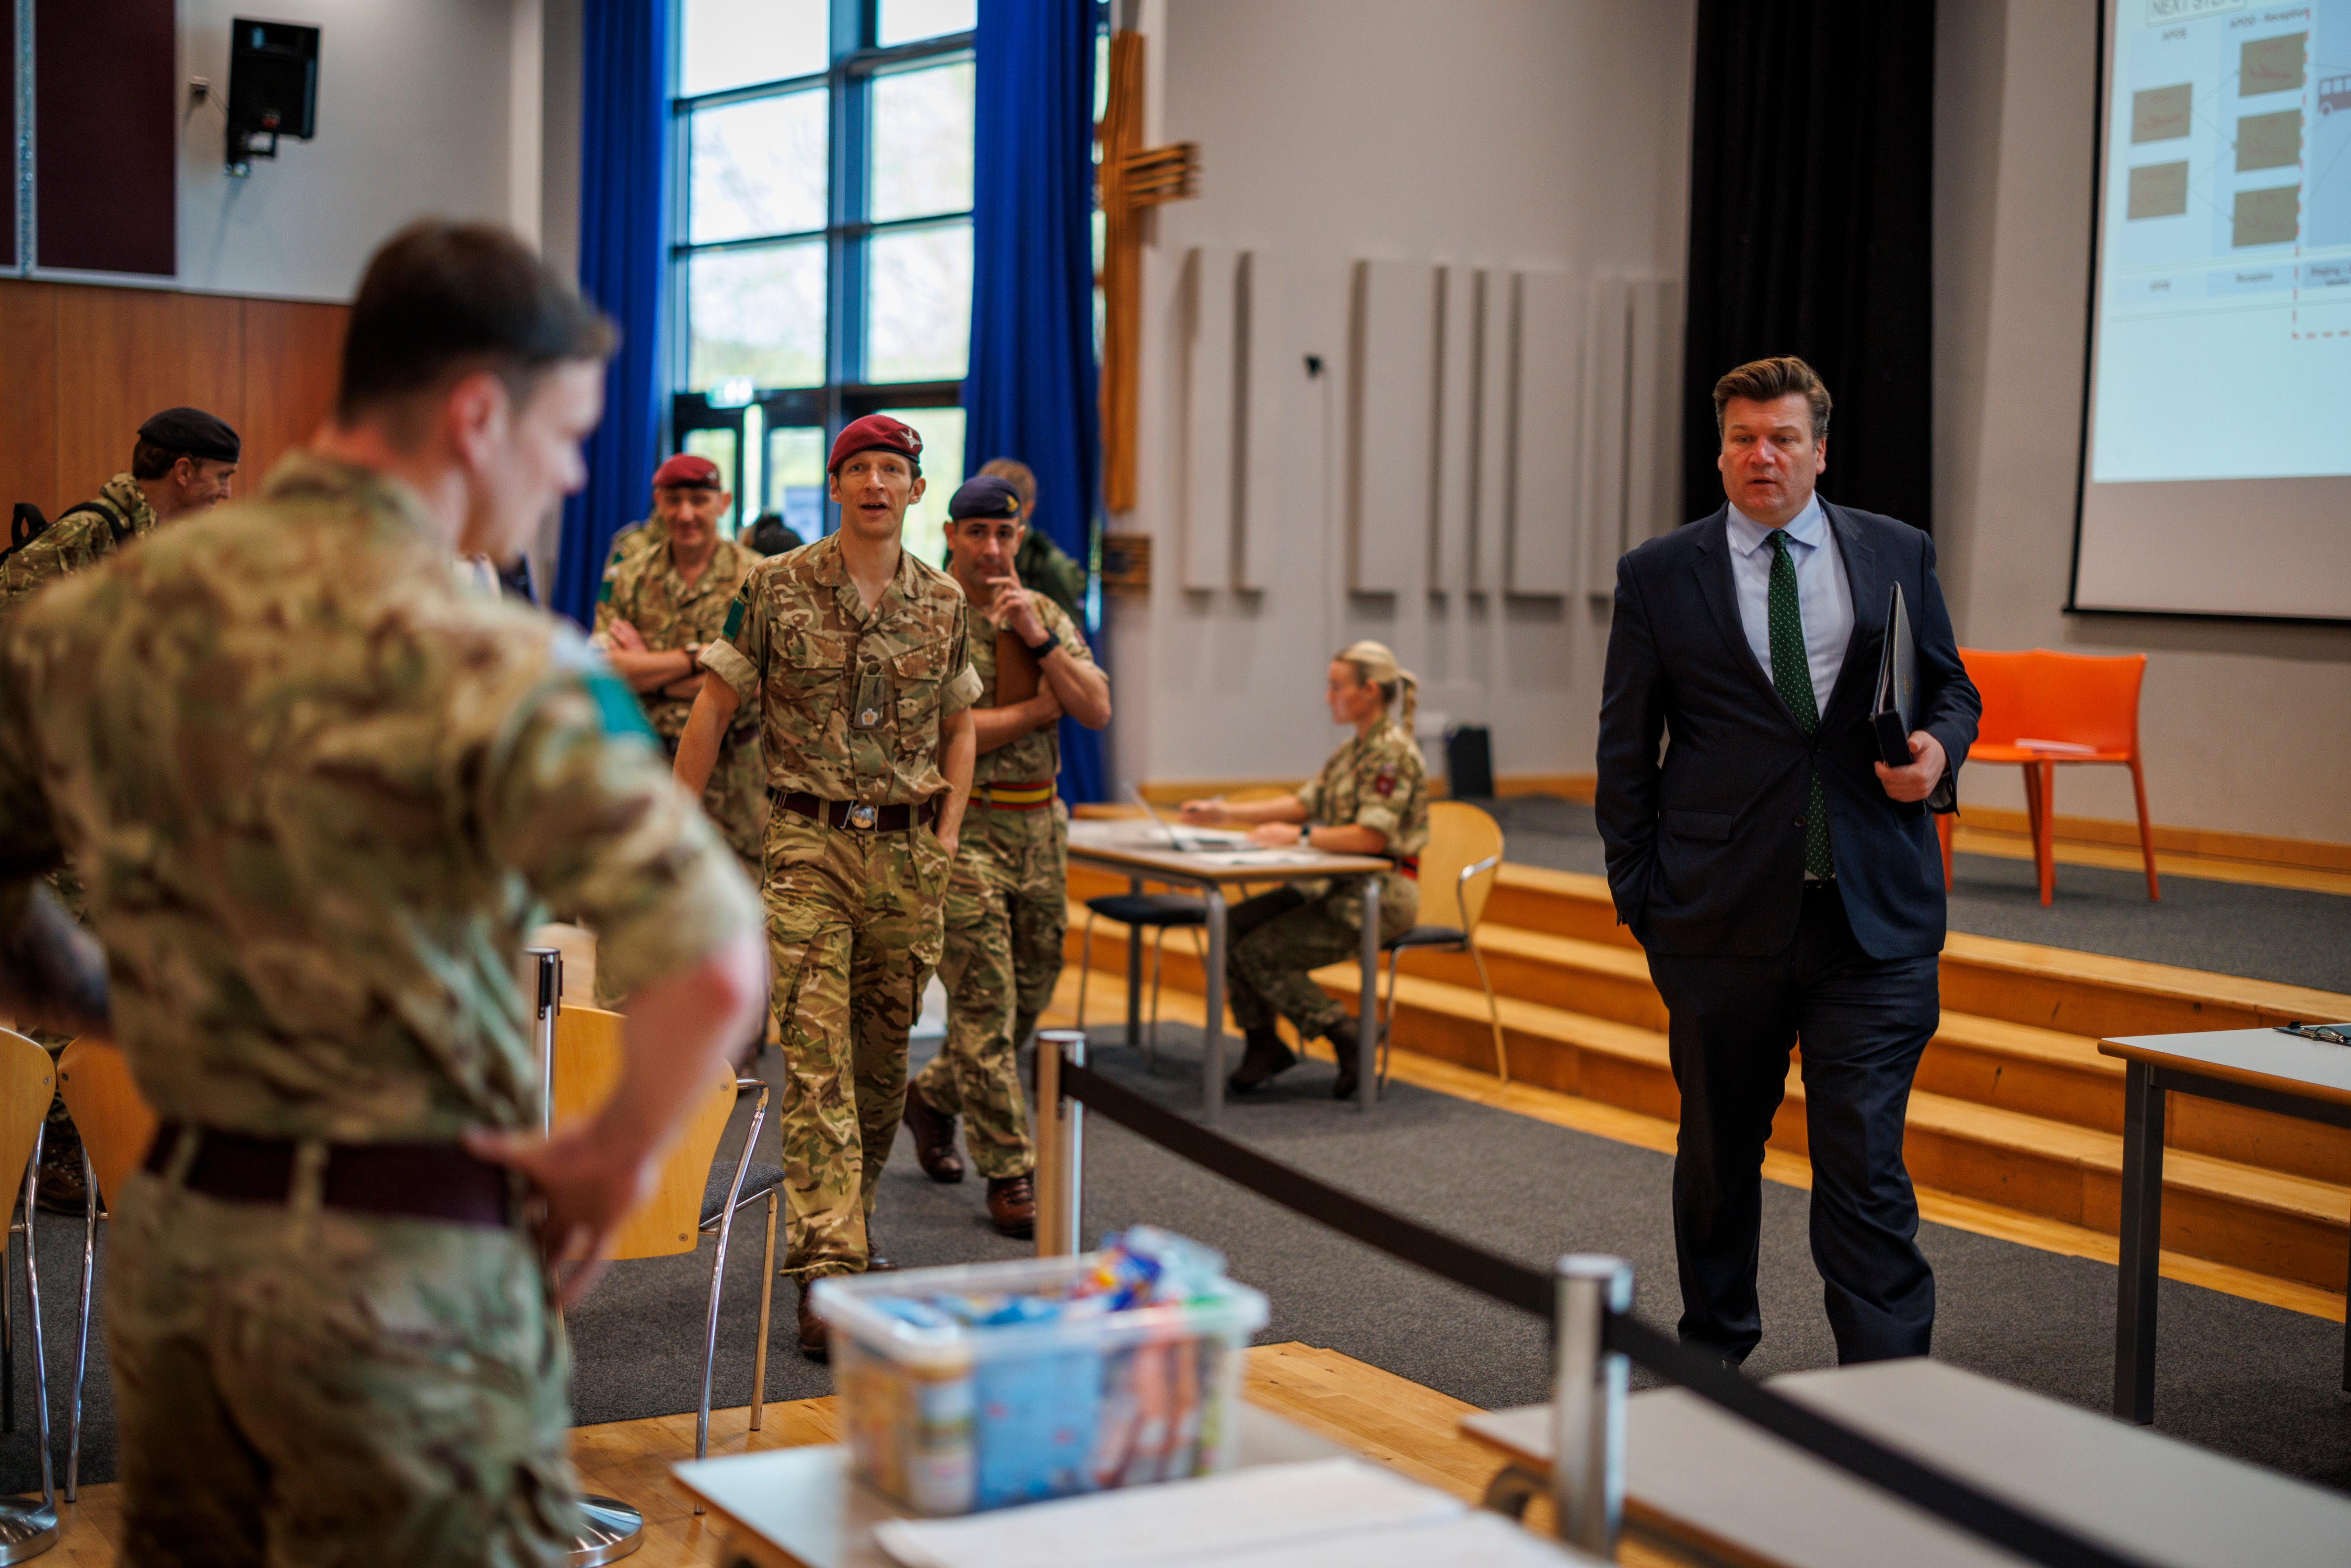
[667,0,975,535]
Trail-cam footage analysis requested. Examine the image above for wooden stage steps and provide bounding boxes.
[1064,862,2351,1297]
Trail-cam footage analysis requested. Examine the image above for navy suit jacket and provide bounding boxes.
[1595,501,1980,960]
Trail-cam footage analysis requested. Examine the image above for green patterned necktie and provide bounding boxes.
[1767,529,1834,879]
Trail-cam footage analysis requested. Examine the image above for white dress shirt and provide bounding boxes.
[1726,494,1852,718]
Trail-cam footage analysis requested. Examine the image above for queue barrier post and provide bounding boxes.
[1035,1030,1088,1257]
[527,947,561,1137]
[1553,1255,1632,1558]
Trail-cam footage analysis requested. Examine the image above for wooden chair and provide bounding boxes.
[552,1002,783,1476]
[0,1029,59,1558]
[1943,648,2159,906]
[54,1037,156,1502]
[1374,801,1508,1085]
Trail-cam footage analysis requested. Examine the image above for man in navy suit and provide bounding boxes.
[1596,355,1979,1365]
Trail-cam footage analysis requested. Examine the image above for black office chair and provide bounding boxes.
[1073,891,1206,1068]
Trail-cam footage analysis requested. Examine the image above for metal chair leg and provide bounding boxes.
[22,1130,53,1508]
[749,1191,777,1434]
[1074,910,1098,1030]
[1146,927,1167,1068]
[1378,945,1403,1090]
[68,1148,96,1503]
[1469,941,1509,1084]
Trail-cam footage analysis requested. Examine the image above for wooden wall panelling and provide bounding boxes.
[1345,259,1436,595]
[0,283,61,513]
[1626,278,1680,551]
[241,299,349,486]
[1173,245,1235,591]
[1232,248,1285,593]
[1430,266,1476,595]
[1509,269,1577,597]
[1470,270,1510,594]
[53,286,246,506]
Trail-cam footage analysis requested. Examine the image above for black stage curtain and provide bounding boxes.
[1682,1,1936,532]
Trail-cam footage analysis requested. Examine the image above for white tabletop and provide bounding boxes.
[2097,1026,2351,1107]
[1461,1357,2351,1568]
[1065,820,1391,885]
[673,1404,1356,1568]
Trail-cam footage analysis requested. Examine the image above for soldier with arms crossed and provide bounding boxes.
[902,477,1110,1238]
[0,223,767,1566]
[676,414,978,1358]
[594,451,767,884]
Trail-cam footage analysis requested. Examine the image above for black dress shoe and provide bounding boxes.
[1326,1017,1362,1100]
[1227,1027,1296,1094]
[797,1283,831,1362]
[902,1086,965,1183]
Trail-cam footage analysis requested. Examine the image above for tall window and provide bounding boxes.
[670,0,976,566]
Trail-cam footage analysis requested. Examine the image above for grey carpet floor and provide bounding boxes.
[1479,795,2351,995]
[10,1024,2345,1501]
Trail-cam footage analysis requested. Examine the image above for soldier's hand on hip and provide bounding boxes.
[464,1124,660,1305]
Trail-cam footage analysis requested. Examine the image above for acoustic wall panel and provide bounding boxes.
[1344,258,1437,594]
[1508,269,1577,597]
[1430,265,1476,594]
[1232,248,1286,591]
[1173,245,1237,591]
[1578,275,1681,597]
[1470,268,1511,594]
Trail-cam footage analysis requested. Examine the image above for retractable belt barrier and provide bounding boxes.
[1054,1058,2159,1568]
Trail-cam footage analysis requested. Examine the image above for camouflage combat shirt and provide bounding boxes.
[969,591,1094,788]
[0,453,761,1140]
[600,515,665,580]
[1294,717,1431,933]
[0,472,158,620]
[702,531,982,806]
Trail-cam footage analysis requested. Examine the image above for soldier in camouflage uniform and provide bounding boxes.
[592,452,766,882]
[946,457,1089,625]
[0,224,766,1567]
[677,413,977,1359]
[901,478,1111,1239]
[1180,642,1430,1100]
[0,405,241,1211]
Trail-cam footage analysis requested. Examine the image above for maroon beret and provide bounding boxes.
[651,452,723,490]
[828,414,923,475]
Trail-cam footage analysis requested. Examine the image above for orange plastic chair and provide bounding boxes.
[1942,648,2158,906]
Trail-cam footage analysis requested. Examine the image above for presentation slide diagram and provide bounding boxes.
[2091,0,2351,481]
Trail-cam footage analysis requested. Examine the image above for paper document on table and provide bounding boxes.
[1190,850,1327,867]
[871,1458,1462,1568]
[1212,1511,1597,1567]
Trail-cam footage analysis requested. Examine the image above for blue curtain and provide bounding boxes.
[963,0,1105,804]
[553,0,672,628]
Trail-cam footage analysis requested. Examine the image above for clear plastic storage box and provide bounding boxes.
[810,1251,1270,1516]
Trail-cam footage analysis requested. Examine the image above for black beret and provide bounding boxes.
[947,475,1023,521]
[137,407,241,464]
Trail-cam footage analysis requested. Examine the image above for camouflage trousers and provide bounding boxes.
[765,808,950,1280]
[914,803,1067,1179]
[107,1166,577,1567]
[1225,879,1414,1037]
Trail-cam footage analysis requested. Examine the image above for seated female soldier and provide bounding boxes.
[1178,641,1429,1099]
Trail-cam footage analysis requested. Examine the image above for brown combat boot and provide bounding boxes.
[1226,1027,1295,1094]
[797,1282,831,1362]
[986,1174,1035,1239]
[902,1085,965,1183]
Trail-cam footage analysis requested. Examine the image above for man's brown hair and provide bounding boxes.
[977,457,1036,514]
[335,222,615,425]
[1712,356,1832,441]
[129,440,194,481]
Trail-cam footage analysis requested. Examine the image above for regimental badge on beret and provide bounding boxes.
[947,475,1023,521]
[828,413,924,474]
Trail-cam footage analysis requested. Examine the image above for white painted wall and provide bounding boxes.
[1933,0,2351,842]
[177,1,527,303]
[1108,0,1698,792]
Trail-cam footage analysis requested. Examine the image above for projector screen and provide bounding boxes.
[2077,0,2351,620]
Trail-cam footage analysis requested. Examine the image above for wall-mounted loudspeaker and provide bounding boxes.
[226,18,320,177]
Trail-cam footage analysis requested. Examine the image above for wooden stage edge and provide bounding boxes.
[1038,967,2348,1326]
[45,1344,1690,1568]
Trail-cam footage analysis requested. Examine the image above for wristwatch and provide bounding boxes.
[1024,630,1061,660]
